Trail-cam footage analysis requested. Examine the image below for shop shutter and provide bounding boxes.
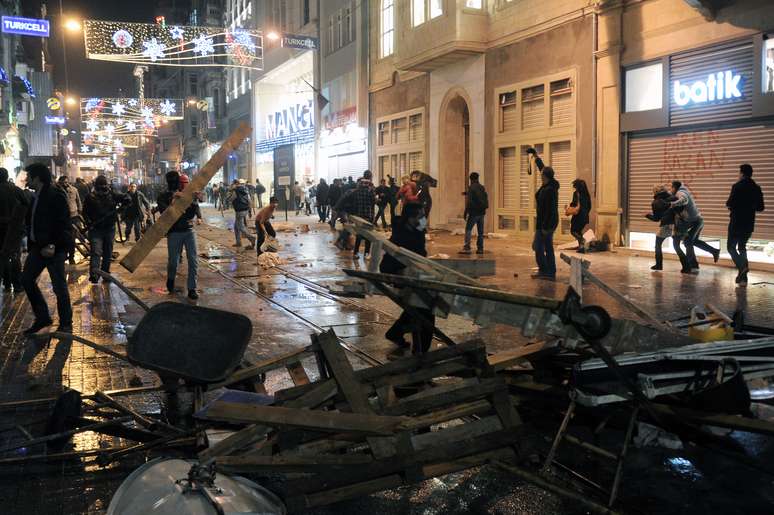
[409,151,424,174]
[500,147,517,209]
[627,124,774,239]
[502,104,518,132]
[521,85,545,131]
[549,140,574,208]
[519,148,531,210]
[338,150,369,178]
[550,79,573,127]
[409,114,424,142]
[669,40,754,127]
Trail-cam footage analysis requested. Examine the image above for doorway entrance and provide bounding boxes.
[438,91,470,227]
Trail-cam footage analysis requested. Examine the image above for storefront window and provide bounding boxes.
[625,63,663,112]
[764,37,774,94]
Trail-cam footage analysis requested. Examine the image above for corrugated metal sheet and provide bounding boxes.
[409,114,423,142]
[627,124,774,239]
[502,104,518,132]
[550,92,573,127]
[500,146,517,209]
[409,151,423,173]
[669,41,753,127]
[521,100,544,130]
[549,140,574,235]
[28,71,55,157]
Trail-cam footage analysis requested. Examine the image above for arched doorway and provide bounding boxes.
[438,90,471,227]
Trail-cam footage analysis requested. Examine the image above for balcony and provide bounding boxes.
[394,2,488,72]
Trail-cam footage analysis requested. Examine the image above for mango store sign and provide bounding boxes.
[673,70,742,107]
[265,99,314,140]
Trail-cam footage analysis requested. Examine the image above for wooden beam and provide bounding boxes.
[120,122,251,272]
[216,453,374,472]
[487,341,556,371]
[208,346,313,391]
[286,361,311,386]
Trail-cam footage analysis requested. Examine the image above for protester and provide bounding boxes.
[304,180,314,216]
[671,181,719,274]
[726,164,765,287]
[344,176,356,193]
[645,184,676,271]
[255,178,266,208]
[461,172,488,255]
[83,176,127,283]
[328,178,343,229]
[315,178,329,223]
[218,181,228,213]
[20,163,73,334]
[351,171,376,258]
[74,177,90,206]
[381,202,433,358]
[231,178,256,250]
[387,175,399,226]
[567,179,592,253]
[532,166,559,280]
[255,196,280,256]
[292,181,304,215]
[0,167,28,292]
[411,171,436,218]
[123,183,150,243]
[397,175,418,209]
[333,184,354,250]
[374,178,390,230]
[56,175,82,264]
[157,171,202,300]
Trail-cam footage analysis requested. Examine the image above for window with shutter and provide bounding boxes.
[378,122,389,146]
[409,114,423,141]
[550,78,573,127]
[549,140,574,233]
[391,118,407,144]
[521,85,544,131]
[409,151,423,173]
[499,91,517,133]
[499,147,517,209]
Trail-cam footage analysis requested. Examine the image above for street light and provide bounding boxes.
[266,31,280,41]
[65,96,77,106]
[63,19,81,32]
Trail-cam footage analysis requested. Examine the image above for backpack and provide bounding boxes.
[256,183,266,195]
[232,187,250,211]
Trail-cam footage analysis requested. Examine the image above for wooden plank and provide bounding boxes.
[570,257,583,303]
[209,347,313,391]
[488,341,556,371]
[286,361,311,386]
[216,453,373,472]
[411,415,503,451]
[651,403,774,436]
[198,424,270,464]
[422,447,516,478]
[120,122,251,272]
[705,303,733,325]
[383,377,505,416]
[199,402,406,436]
[371,359,471,388]
[289,475,404,512]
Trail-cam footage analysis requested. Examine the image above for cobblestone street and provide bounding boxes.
[1,207,773,514]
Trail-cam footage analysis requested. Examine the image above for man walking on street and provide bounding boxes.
[255,197,280,256]
[20,163,74,334]
[74,177,90,206]
[231,178,256,250]
[123,183,150,243]
[532,167,559,281]
[726,164,765,287]
[315,178,329,223]
[461,172,488,254]
[0,167,28,292]
[56,175,82,265]
[671,180,720,274]
[255,178,266,208]
[83,176,127,283]
[374,179,390,230]
[157,171,202,300]
[328,178,343,229]
[293,181,304,215]
[351,171,376,258]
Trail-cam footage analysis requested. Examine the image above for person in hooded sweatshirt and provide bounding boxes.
[83,175,127,283]
[645,184,676,271]
[670,180,719,274]
[726,163,765,286]
[532,167,559,280]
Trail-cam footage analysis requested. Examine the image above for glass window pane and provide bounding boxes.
[625,63,663,112]
[765,38,774,93]
[430,0,443,18]
[413,0,425,26]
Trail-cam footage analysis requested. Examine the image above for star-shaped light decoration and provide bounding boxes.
[142,37,165,62]
[169,26,185,40]
[159,99,176,116]
[98,135,108,143]
[104,123,116,134]
[86,119,100,132]
[80,144,90,153]
[192,34,215,56]
[125,121,137,132]
[233,29,256,52]
[127,99,138,107]
[112,102,126,116]
[141,106,154,119]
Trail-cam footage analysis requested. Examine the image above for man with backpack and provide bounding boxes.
[460,172,488,254]
[231,178,256,250]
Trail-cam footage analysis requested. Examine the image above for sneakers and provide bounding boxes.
[23,319,53,335]
[531,273,556,281]
[459,247,472,255]
[651,264,662,271]
[188,289,199,300]
[713,249,720,263]
[166,279,175,294]
[736,267,749,287]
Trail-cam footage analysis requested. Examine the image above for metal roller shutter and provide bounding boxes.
[522,85,545,131]
[409,151,424,174]
[549,140,574,208]
[627,124,774,239]
[502,104,518,132]
[519,147,532,210]
[669,40,753,127]
[500,147,517,209]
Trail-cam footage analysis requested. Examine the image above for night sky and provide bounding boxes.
[49,0,159,98]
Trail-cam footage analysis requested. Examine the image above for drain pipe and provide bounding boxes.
[591,3,599,200]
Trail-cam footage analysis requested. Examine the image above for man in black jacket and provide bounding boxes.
[157,171,202,300]
[20,163,74,334]
[727,163,765,286]
[315,178,329,223]
[0,168,28,292]
[374,178,390,230]
[231,179,256,249]
[381,202,434,358]
[461,172,488,254]
[123,183,150,243]
[532,166,559,280]
[83,175,127,283]
[327,178,343,229]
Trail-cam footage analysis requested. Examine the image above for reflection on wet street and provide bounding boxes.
[1,206,774,514]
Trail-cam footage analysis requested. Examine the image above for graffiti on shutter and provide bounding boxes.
[500,146,517,209]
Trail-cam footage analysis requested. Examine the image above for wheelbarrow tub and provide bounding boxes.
[127,302,252,384]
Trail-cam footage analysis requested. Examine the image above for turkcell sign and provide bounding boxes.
[1,16,49,37]
[265,99,314,139]
[673,70,742,107]
[282,34,318,50]
[45,116,65,125]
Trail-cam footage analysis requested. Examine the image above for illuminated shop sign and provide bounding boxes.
[45,116,66,125]
[282,34,318,50]
[1,16,49,37]
[265,99,314,139]
[673,70,742,107]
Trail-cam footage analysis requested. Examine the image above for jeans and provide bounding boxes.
[464,215,485,250]
[532,229,556,277]
[654,236,667,268]
[385,308,435,355]
[317,204,329,223]
[375,204,388,228]
[22,249,72,325]
[0,225,21,289]
[727,229,751,273]
[388,202,397,227]
[167,230,198,291]
[329,209,338,229]
[124,217,142,242]
[89,227,115,279]
[234,210,255,247]
[676,218,716,270]
[255,221,276,254]
[353,236,371,255]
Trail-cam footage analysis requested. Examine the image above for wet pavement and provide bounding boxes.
[0,205,773,514]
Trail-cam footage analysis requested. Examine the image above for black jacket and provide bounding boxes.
[570,189,591,228]
[0,181,29,255]
[375,185,390,207]
[124,190,150,219]
[535,179,559,232]
[232,185,251,212]
[727,176,765,235]
[646,191,676,227]
[465,182,488,217]
[380,216,426,275]
[316,182,329,204]
[157,191,201,233]
[83,188,127,231]
[328,184,343,207]
[26,184,73,253]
